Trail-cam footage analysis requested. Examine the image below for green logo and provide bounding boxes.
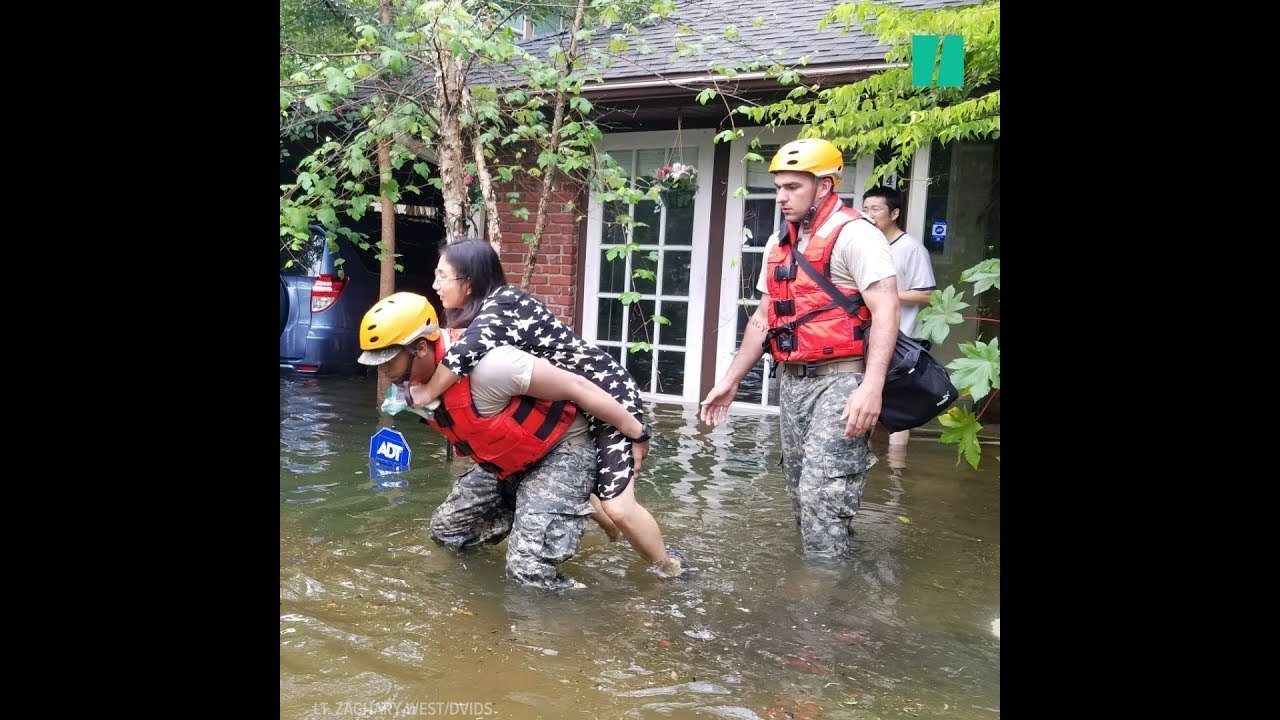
[912,34,964,88]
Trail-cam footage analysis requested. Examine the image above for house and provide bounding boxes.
[468,0,997,414]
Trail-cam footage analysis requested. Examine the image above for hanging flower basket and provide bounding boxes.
[660,186,696,208]
[650,162,698,209]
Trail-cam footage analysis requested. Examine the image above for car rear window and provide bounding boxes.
[280,231,326,276]
[280,216,444,289]
[348,216,440,279]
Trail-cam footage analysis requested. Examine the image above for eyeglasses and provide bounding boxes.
[433,271,467,282]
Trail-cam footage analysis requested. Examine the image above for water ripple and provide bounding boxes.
[281,375,1001,719]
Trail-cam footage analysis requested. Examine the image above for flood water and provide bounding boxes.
[281,374,1000,719]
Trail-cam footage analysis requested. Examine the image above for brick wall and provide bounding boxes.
[490,172,583,326]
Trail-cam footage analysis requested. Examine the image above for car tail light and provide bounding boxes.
[310,274,347,313]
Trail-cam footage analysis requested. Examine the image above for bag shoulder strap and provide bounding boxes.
[791,247,864,316]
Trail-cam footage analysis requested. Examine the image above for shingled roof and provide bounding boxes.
[515,0,985,84]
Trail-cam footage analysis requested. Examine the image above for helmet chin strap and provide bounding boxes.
[394,341,418,386]
[802,190,829,227]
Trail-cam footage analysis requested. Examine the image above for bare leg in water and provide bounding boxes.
[600,481,684,577]
[589,494,623,541]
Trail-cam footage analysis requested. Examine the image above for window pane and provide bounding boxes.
[597,297,624,341]
[732,357,778,406]
[744,198,778,248]
[599,344,624,367]
[602,199,629,246]
[656,350,685,396]
[625,347,653,392]
[735,306,780,405]
[658,300,688,345]
[612,149,635,183]
[922,138,1000,366]
[632,251,656,295]
[633,200,660,245]
[662,250,691,295]
[628,299,657,344]
[637,149,665,184]
[663,199,694,246]
[599,248,626,293]
[735,301,758,347]
[923,140,951,256]
[747,145,779,192]
[531,14,562,36]
[734,359,763,403]
[741,249,766,298]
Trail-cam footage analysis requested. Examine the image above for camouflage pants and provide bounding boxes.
[429,440,595,590]
[778,370,877,557]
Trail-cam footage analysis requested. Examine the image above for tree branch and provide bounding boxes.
[521,0,588,290]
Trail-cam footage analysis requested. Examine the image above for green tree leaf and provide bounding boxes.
[914,285,969,345]
[938,406,983,469]
[381,49,406,73]
[960,258,1001,294]
[946,337,1000,402]
[304,93,333,113]
[323,67,354,95]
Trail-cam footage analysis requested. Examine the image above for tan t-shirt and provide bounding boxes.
[756,216,896,295]
[460,343,590,445]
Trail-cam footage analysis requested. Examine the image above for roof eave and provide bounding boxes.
[577,61,906,102]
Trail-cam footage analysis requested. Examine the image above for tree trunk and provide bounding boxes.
[376,0,396,412]
[435,42,470,242]
[471,127,501,245]
[460,88,501,245]
[521,0,588,289]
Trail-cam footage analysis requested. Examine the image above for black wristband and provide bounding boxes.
[629,422,652,444]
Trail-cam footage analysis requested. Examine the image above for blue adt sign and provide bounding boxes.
[369,427,411,473]
[930,219,948,245]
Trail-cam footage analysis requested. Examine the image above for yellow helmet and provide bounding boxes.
[768,138,844,188]
[357,292,441,366]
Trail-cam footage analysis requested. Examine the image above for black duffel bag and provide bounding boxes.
[879,331,959,433]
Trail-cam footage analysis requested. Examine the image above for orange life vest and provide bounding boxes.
[423,338,577,479]
[764,193,874,363]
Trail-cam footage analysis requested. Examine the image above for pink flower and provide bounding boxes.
[652,162,697,193]
[464,174,474,186]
